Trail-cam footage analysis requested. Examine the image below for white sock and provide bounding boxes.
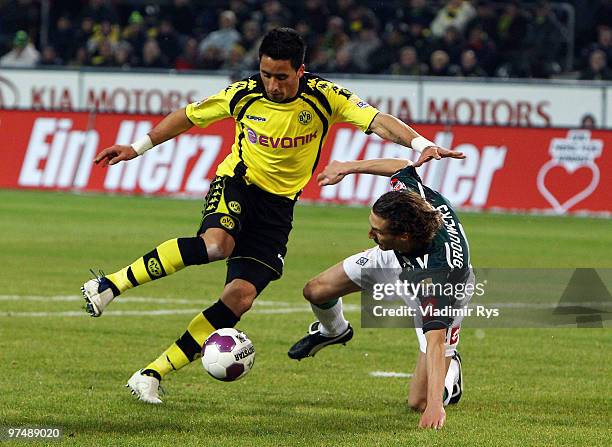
[443,357,460,406]
[311,298,349,336]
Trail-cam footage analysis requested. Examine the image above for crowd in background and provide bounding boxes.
[0,0,611,80]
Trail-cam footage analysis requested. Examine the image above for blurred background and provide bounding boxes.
[1,0,611,80]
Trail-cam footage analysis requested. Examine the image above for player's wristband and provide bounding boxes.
[410,136,435,153]
[131,135,154,155]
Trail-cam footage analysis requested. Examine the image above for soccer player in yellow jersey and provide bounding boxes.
[82,28,465,404]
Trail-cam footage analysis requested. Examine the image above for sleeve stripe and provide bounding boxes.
[306,85,332,115]
[236,95,263,121]
[365,111,379,135]
[417,181,426,199]
[300,95,330,174]
[444,242,454,269]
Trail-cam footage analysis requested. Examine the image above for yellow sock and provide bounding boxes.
[142,301,239,380]
[106,237,208,294]
[143,312,216,379]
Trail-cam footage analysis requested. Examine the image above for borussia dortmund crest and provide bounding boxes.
[298,110,312,125]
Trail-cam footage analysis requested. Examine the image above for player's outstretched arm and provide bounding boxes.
[368,113,465,167]
[419,329,447,429]
[317,159,412,186]
[94,108,194,166]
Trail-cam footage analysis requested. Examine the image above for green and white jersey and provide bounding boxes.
[390,165,471,284]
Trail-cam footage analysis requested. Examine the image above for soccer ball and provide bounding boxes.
[201,328,255,381]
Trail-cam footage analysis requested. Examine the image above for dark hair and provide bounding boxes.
[259,27,306,70]
[372,190,443,245]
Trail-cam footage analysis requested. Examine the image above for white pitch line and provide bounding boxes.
[0,304,361,318]
[369,371,413,378]
[0,294,292,306]
[1,295,609,309]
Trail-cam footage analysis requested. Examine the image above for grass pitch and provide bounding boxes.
[0,190,610,446]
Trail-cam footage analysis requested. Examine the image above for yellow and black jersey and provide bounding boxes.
[185,73,379,199]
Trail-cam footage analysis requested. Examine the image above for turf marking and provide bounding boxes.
[369,371,413,378]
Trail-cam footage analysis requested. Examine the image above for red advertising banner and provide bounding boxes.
[1,110,610,214]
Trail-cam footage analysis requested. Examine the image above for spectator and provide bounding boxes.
[164,0,195,37]
[432,25,464,65]
[228,0,252,25]
[39,45,62,66]
[496,1,530,55]
[299,0,329,34]
[320,16,350,55]
[261,1,292,29]
[525,1,563,78]
[240,20,262,54]
[402,0,435,30]
[389,46,427,76]
[200,46,224,70]
[428,49,459,76]
[308,47,332,73]
[405,20,433,63]
[295,21,318,61]
[112,42,132,69]
[495,1,531,77]
[175,37,199,71]
[156,19,181,65]
[241,20,264,70]
[579,49,612,80]
[466,0,498,41]
[89,38,115,67]
[122,11,147,63]
[580,114,596,129]
[346,5,378,37]
[430,0,476,38]
[198,10,241,60]
[75,16,95,46]
[328,45,360,73]
[465,25,498,75]
[0,30,40,67]
[457,49,487,77]
[139,39,167,69]
[348,26,381,73]
[50,15,75,64]
[222,44,246,71]
[68,46,89,67]
[580,25,612,70]
[87,19,120,55]
[369,25,409,74]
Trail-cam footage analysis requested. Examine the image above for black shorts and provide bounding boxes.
[196,176,295,280]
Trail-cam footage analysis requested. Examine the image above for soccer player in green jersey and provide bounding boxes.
[82,28,465,404]
[288,158,473,429]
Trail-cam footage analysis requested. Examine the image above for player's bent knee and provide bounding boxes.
[221,280,257,316]
[200,231,234,261]
[302,279,328,305]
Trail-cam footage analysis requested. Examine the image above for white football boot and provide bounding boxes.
[81,270,120,317]
[126,370,163,404]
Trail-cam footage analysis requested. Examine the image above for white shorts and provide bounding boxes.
[343,246,471,357]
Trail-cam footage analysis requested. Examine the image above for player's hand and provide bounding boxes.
[94,145,138,167]
[418,405,446,429]
[317,160,349,186]
[413,146,465,168]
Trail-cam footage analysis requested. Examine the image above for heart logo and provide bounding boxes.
[537,161,600,213]
[537,130,603,214]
